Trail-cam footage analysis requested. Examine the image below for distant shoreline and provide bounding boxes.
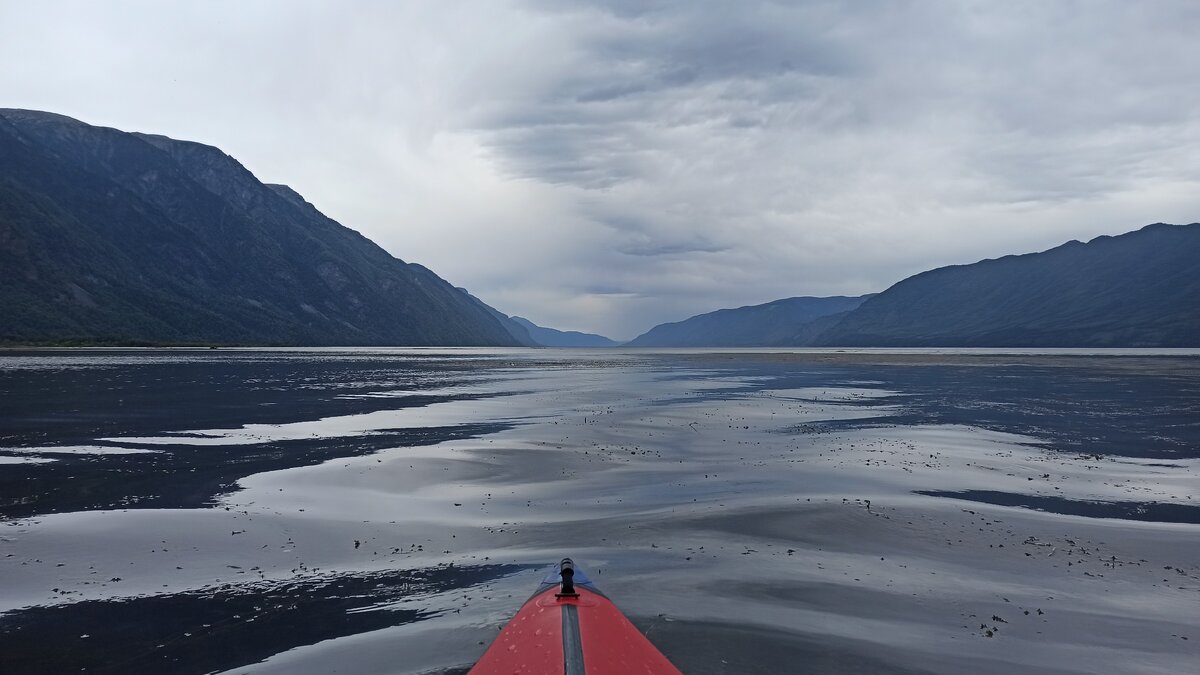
[2,346,1198,368]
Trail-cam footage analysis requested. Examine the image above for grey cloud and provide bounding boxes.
[3,1,1198,339]
[468,2,869,189]
[460,1,1200,336]
[575,82,651,104]
[582,284,637,296]
[479,1,1200,198]
[617,240,729,257]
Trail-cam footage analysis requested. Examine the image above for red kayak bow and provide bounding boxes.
[470,558,681,675]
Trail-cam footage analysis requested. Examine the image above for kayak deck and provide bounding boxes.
[470,560,681,675]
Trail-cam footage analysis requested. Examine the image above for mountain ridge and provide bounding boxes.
[623,223,1198,348]
[626,296,871,347]
[0,108,528,346]
[813,222,1200,347]
[2,109,1195,348]
[509,316,617,347]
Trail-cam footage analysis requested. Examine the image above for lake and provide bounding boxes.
[1,348,1198,674]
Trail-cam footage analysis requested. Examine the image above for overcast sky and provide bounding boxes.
[3,1,1199,339]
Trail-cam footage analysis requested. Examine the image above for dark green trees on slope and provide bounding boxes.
[0,109,533,346]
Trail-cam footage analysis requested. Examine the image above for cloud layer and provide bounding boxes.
[3,1,1199,338]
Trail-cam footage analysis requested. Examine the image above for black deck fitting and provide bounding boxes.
[557,557,579,597]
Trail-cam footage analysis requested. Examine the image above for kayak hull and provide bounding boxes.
[470,564,681,675]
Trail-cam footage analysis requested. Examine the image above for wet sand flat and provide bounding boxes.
[1,348,1197,674]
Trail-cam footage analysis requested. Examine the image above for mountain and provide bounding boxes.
[459,291,538,347]
[625,296,871,347]
[509,316,617,347]
[0,109,527,346]
[814,223,1200,347]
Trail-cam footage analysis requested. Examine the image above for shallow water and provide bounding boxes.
[1,348,1198,674]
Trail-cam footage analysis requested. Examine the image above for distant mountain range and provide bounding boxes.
[510,316,617,347]
[0,109,535,346]
[813,222,1200,347]
[625,296,869,347]
[2,110,1195,348]
[630,223,1199,348]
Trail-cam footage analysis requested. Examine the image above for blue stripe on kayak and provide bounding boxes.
[562,603,585,675]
